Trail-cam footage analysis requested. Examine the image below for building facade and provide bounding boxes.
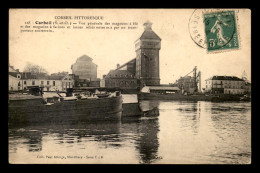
[9,65,22,91]
[15,72,75,92]
[104,70,138,89]
[9,75,22,91]
[176,76,197,94]
[135,21,161,86]
[205,76,245,95]
[73,75,101,89]
[71,55,97,81]
[102,21,161,89]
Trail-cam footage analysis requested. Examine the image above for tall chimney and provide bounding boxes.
[117,64,120,69]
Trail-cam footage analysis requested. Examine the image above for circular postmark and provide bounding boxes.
[189,9,237,51]
[189,9,208,48]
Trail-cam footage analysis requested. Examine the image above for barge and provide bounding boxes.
[8,89,123,124]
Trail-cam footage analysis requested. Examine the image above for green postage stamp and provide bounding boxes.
[203,11,239,52]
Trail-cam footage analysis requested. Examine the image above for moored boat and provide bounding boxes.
[8,89,123,124]
[121,94,159,117]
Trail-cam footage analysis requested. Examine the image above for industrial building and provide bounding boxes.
[102,21,161,89]
[175,66,201,94]
[71,55,98,81]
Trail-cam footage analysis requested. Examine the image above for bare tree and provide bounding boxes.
[23,62,49,75]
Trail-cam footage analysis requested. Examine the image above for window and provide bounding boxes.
[41,81,44,85]
[32,81,35,85]
[53,81,55,86]
[24,81,26,84]
[47,81,50,85]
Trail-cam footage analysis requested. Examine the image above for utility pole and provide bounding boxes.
[193,66,198,92]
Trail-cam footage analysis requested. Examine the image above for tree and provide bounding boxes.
[23,62,49,75]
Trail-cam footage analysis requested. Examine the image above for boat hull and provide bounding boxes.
[8,95,123,124]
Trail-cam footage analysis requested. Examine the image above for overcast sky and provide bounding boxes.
[9,9,251,87]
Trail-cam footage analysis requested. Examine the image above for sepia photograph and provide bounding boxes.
[8,8,251,164]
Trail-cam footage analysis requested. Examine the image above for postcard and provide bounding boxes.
[9,9,251,164]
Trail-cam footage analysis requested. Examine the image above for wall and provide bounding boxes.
[205,79,245,94]
[105,78,138,89]
[9,75,22,91]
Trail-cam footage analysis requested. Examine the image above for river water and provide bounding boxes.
[8,101,251,164]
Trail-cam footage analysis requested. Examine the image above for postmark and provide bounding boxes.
[189,9,213,49]
[189,9,240,53]
[203,10,239,52]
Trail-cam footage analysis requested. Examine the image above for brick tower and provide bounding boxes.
[135,21,161,86]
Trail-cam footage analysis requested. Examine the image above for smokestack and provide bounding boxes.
[117,64,120,69]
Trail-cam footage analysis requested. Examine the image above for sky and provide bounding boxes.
[9,9,251,88]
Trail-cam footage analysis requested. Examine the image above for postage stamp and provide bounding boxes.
[203,10,239,52]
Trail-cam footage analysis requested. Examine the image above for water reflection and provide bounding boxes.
[136,118,160,164]
[8,101,251,164]
[175,101,201,135]
[9,116,160,164]
[9,128,42,152]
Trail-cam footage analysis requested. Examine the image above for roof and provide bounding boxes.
[21,72,71,80]
[76,55,93,62]
[148,86,180,91]
[137,21,161,40]
[139,30,161,40]
[116,58,136,70]
[9,66,16,72]
[205,76,244,81]
[9,72,20,78]
[105,70,134,78]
